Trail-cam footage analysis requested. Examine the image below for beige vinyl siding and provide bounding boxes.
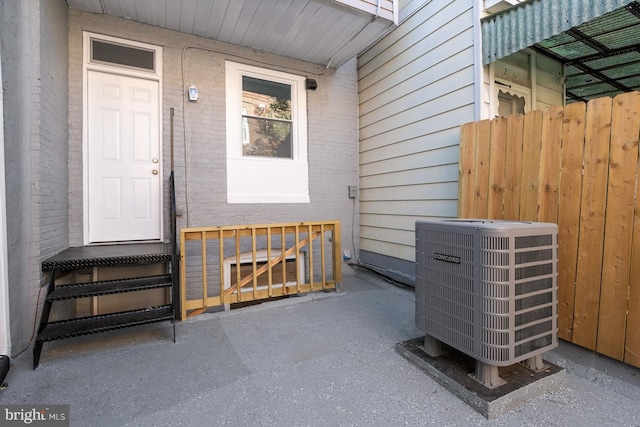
[398,0,430,21]
[535,54,564,109]
[358,0,476,263]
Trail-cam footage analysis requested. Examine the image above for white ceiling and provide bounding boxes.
[66,0,396,68]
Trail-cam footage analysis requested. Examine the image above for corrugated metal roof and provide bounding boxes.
[481,0,635,65]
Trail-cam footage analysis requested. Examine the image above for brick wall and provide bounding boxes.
[38,0,69,261]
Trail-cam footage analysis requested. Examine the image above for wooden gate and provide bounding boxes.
[458,92,640,367]
[179,221,341,320]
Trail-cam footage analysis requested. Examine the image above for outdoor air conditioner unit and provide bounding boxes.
[415,219,558,388]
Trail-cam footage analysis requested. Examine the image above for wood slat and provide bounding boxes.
[487,117,507,219]
[538,106,563,224]
[281,227,287,292]
[557,101,586,341]
[458,122,477,218]
[235,228,242,302]
[597,92,640,360]
[333,222,342,285]
[182,223,334,240]
[219,230,225,298]
[251,228,258,298]
[572,96,612,351]
[307,224,314,287]
[625,163,640,366]
[180,236,188,321]
[295,225,301,293]
[519,110,544,221]
[267,228,273,297]
[320,224,327,289]
[473,120,492,218]
[503,114,524,220]
[201,232,208,308]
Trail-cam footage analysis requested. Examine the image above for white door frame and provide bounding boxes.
[82,32,163,245]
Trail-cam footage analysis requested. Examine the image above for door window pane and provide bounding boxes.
[498,89,526,116]
[91,39,155,71]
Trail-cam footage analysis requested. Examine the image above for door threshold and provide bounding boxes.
[86,240,163,247]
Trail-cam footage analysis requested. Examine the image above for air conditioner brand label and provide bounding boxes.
[433,253,461,264]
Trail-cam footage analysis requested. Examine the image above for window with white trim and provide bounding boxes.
[225,62,309,204]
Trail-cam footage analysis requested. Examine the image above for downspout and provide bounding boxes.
[325,0,383,70]
[0,43,11,386]
[473,0,484,121]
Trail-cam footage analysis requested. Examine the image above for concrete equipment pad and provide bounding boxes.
[397,336,566,419]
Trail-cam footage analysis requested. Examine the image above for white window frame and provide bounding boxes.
[492,78,532,118]
[225,61,309,204]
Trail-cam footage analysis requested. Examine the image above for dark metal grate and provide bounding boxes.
[42,243,171,271]
[47,275,172,300]
[36,305,173,342]
[532,1,640,103]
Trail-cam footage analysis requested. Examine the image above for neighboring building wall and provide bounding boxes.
[0,0,68,354]
[68,10,359,255]
[485,49,564,117]
[532,54,564,110]
[357,0,477,282]
[0,0,34,356]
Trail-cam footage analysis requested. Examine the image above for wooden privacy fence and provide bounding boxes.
[458,92,640,367]
[180,221,341,320]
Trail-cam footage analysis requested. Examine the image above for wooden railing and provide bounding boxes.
[179,221,341,320]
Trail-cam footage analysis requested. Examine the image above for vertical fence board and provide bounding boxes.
[488,117,507,219]
[520,110,544,221]
[625,163,640,366]
[597,92,640,360]
[473,120,492,218]
[571,97,612,351]
[503,114,525,220]
[538,106,563,224]
[557,102,587,341]
[459,122,478,218]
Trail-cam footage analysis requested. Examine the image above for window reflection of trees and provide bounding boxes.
[241,77,293,158]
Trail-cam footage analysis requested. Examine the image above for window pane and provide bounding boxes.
[242,117,292,158]
[241,76,293,158]
[242,77,291,119]
[91,40,155,71]
[498,89,526,116]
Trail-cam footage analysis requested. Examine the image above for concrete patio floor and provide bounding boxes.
[2,266,640,426]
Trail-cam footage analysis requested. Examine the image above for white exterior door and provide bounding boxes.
[87,71,161,243]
